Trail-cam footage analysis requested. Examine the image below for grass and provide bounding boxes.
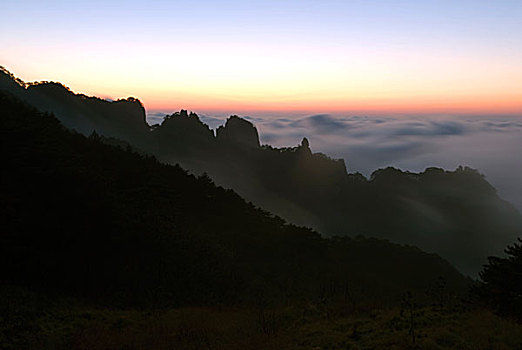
[2,287,522,350]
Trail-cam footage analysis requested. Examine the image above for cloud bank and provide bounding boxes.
[149,112,522,211]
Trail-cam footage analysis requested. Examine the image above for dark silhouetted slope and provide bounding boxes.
[0,67,149,142]
[2,67,520,276]
[0,91,468,307]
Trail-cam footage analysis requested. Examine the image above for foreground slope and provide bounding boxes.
[0,92,467,306]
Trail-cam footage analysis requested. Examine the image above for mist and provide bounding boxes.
[148,113,522,211]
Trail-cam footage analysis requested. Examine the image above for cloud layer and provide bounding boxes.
[149,112,522,211]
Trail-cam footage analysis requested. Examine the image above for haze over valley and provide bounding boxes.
[169,112,522,211]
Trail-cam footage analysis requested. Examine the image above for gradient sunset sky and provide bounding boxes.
[2,0,521,116]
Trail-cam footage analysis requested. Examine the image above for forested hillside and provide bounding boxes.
[0,92,467,307]
[2,67,520,276]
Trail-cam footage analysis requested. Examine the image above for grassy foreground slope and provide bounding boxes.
[3,285,522,350]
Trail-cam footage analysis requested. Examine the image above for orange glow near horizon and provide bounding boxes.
[142,93,522,116]
[2,1,522,118]
[3,45,521,118]
[45,69,522,117]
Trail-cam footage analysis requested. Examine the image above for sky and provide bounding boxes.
[1,0,521,116]
[2,0,522,209]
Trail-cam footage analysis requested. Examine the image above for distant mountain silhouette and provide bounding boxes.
[2,66,521,276]
[0,91,468,306]
[0,67,149,142]
[216,115,261,148]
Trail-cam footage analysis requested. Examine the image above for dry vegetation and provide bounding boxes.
[4,291,522,350]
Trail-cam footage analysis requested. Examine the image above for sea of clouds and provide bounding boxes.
[148,112,522,211]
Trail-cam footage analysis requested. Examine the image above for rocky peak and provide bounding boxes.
[155,110,214,144]
[109,97,148,129]
[298,137,312,155]
[301,137,310,149]
[216,115,260,148]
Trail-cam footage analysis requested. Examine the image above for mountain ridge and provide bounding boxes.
[0,91,468,307]
[1,66,520,276]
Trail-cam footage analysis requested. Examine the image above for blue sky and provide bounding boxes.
[2,0,521,115]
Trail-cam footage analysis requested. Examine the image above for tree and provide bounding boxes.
[474,238,522,319]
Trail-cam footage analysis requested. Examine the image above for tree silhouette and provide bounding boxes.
[474,237,522,319]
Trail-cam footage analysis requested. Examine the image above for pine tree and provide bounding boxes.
[475,238,522,319]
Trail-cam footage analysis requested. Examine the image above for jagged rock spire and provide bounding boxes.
[301,137,310,149]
